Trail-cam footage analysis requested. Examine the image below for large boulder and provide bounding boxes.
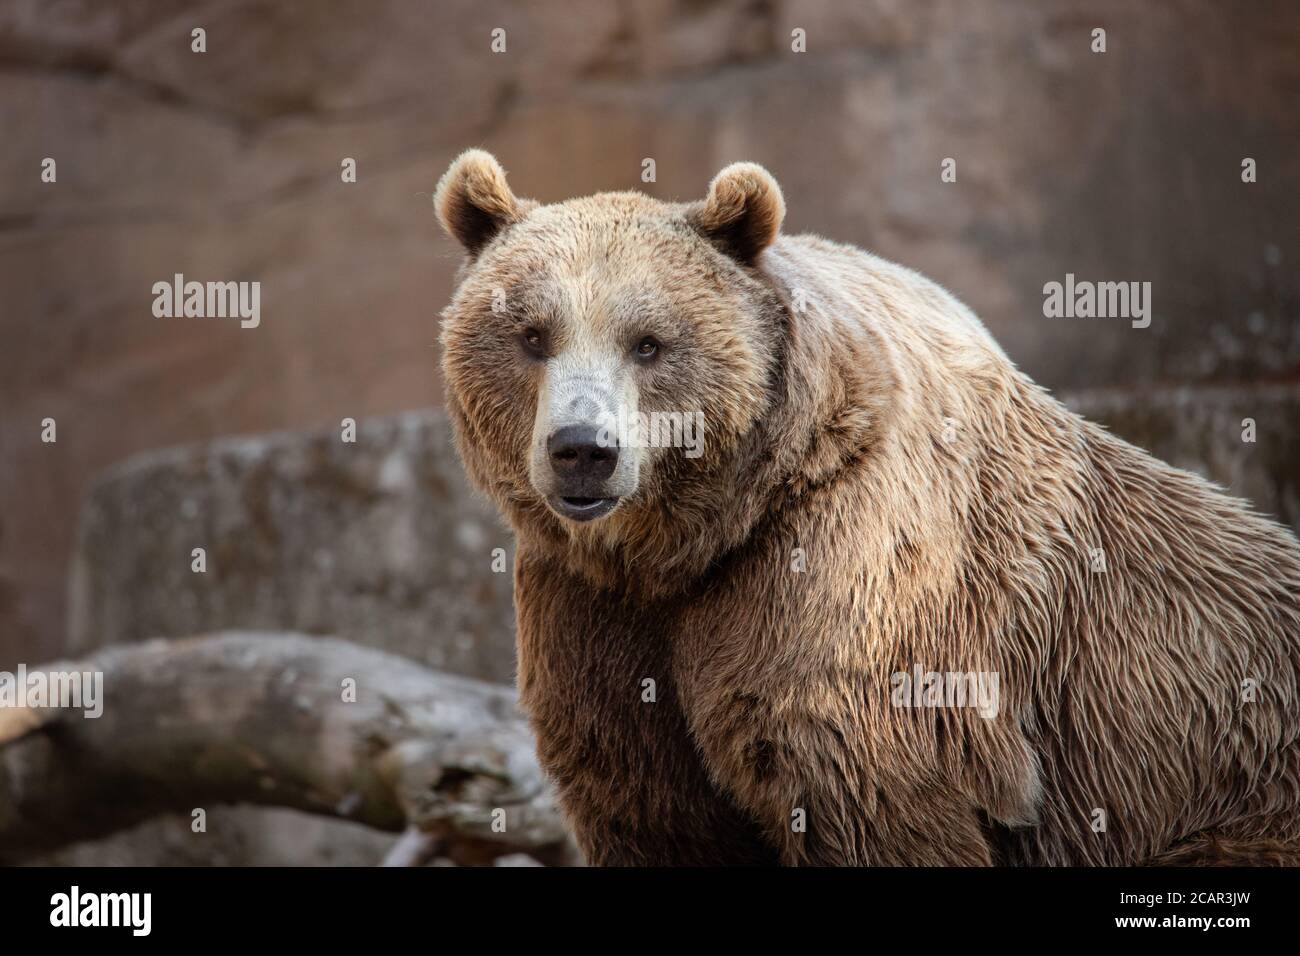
[68,409,517,684]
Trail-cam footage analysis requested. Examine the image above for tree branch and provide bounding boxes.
[0,632,572,865]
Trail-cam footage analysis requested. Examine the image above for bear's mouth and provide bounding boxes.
[552,495,620,522]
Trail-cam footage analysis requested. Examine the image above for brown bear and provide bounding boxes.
[434,149,1300,865]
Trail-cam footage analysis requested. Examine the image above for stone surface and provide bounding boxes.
[67,410,518,683]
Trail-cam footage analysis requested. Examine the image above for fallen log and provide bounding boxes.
[0,632,571,864]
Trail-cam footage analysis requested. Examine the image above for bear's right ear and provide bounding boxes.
[434,150,529,257]
[688,162,785,265]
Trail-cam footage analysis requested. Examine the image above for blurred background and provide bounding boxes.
[0,0,1297,864]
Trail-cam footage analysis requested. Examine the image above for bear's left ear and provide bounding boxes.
[688,162,785,265]
[434,149,531,257]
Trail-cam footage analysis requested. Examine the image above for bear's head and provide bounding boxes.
[436,150,809,594]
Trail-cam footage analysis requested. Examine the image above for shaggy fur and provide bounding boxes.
[435,150,1300,865]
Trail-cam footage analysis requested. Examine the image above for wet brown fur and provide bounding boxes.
[436,151,1300,865]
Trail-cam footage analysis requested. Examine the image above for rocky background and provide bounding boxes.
[1,1,1297,863]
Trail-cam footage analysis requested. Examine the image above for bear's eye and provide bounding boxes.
[520,326,546,358]
[634,336,660,360]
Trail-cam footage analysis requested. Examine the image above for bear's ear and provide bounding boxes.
[688,162,785,265]
[434,149,528,256]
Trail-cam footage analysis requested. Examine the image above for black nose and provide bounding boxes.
[548,424,618,481]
